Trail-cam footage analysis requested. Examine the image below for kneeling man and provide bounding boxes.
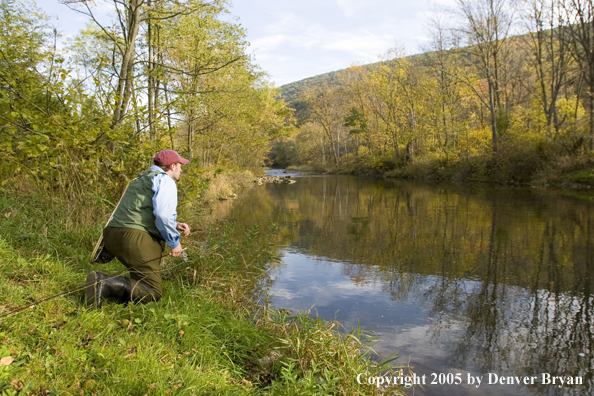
[86,149,191,308]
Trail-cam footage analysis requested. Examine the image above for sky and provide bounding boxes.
[36,0,457,86]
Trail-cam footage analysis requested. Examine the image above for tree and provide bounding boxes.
[426,12,468,159]
[304,83,349,167]
[342,66,375,156]
[523,0,571,137]
[61,0,145,128]
[367,62,404,162]
[62,0,227,133]
[562,0,594,150]
[455,0,517,152]
[160,2,247,160]
[364,48,431,164]
[0,0,53,164]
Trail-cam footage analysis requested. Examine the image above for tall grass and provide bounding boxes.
[0,189,409,395]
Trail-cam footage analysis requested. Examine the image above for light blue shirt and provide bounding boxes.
[149,165,180,249]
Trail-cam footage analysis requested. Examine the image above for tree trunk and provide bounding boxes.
[590,89,594,150]
[155,24,162,121]
[131,77,141,136]
[488,77,498,152]
[187,114,193,160]
[112,0,143,128]
[147,0,155,139]
[392,128,399,163]
[326,129,339,167]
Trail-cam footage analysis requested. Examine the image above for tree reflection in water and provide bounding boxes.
[223,176,594,395]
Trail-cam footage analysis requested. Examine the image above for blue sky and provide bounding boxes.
[37,0,456,86]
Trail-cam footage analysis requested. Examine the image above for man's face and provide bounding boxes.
[170,162,182,181]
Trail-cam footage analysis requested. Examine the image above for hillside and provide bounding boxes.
[271,22,594,187]
[278,51,437,124]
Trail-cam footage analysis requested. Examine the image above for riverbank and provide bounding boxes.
[286,151,594,188]
[0,171,404,395]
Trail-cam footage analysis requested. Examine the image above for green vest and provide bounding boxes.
[107,170,164,239]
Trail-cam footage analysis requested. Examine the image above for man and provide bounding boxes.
[85,149,191,308]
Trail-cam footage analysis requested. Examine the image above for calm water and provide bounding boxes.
[223,173,594,396]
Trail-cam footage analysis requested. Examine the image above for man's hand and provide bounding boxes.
[176,222,191,236]
[170,244,183,257]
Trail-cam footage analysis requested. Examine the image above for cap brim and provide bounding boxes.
[179,158,190,164]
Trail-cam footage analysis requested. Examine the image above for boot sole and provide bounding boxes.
[85,271,98,307]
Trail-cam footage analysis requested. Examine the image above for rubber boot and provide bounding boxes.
[85,271,132,309]
[130,280,162,304]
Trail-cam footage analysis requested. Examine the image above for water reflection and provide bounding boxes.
[222,176,594,395]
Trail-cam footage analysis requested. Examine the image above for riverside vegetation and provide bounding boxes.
[0,187,404,395]
[272,0,594,187]
[0,0,406,395]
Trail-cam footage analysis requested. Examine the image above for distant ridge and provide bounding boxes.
[278,27,546,111]
[279,70,341,103]
[278,51,434,123]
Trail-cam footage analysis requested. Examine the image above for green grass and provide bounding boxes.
[567,168,594,185]
[0,192,407,395]
[0,211,263,395]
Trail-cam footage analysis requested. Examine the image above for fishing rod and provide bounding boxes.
[0,248,190,320]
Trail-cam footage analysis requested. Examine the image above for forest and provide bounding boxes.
[272,0,594,186]
[0,0,294,201]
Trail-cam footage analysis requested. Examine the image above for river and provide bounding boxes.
[221,172,593,396]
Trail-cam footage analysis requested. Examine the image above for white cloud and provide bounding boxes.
[335,0,400,18]
[335,0,365,18]
[251,11,394,64]
[250,34,289,52]
[65,0,117,15]
[262,12,305,35]
[431,0,459,7]
[321,31,393,58]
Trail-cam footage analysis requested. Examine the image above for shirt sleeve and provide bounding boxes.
[151,173,180,249]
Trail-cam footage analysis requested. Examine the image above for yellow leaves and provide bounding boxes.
[0,355,13,365]
[10,380,23,391]
[358,145,370,157]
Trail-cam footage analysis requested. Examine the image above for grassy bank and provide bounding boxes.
[0,176,405,395]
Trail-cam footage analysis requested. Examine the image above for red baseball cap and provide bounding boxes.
[154,149,189,165]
